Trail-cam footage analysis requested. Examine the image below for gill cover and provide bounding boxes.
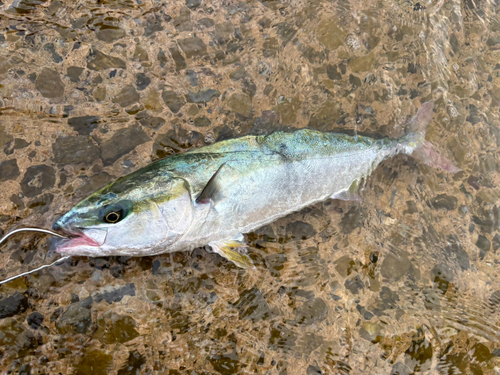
[152,177,194,247]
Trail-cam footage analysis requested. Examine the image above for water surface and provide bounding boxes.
[0,0,499,373]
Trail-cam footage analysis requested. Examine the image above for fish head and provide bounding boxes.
[53,173,194,256]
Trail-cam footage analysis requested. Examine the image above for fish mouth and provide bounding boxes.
[54,228,108,255]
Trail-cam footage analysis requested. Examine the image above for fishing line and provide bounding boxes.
[0,227,69,285]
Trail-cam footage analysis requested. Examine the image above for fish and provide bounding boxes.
[51,101,458,269]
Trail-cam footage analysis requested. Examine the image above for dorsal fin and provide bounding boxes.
[196,162,226,204]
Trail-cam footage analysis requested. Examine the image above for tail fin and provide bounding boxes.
[405,101,461,173]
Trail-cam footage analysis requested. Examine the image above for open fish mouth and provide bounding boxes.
[55,228,108,254]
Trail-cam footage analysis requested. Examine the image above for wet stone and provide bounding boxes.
[144,14,163,37]
[193,116,211,127]
[250,110,279,135]
[53,136,99,166]
[0,125,13,149]
[0,319,37,355]
[431,263,454,293]
[340,205,365,234]
[100,126,150,165]
[76,172,113,196]
[390,362,412,375]
[186,88,221,103]
[168,45,187,70]
[344,275,365,294]
[0,159,20,181]
[35,68,64,98]
[493,234,500,252]
[28,193,54,213]
[334,256,359,278]
[380,251,410,281]
[227,92,252,117]
[154,127,204,156]
[68,115,100,135]
[443,235,470,270]
[56,297,93,334]
[96,24,125,43]
[0,292,28,319]
[269,323,296,350]
[26,312,44,329]
[117,350,146,375]
[94,311,139,344]
[162,90,185,113]
[233,287,272,322]
[294,297,328,326]
[199,17,215,29]
[92,283,136,304]
[173,7,193,32]
[135,73,151,91]
[67,66,84,82]
[286,221,317,241]
[185,69,197,86]
[265,253,287,278]
[359,321,384,343]
[430,194,457,210]
[177,37,207,58]
[136,112,165,129]
[20,165,56,198]
[87,49,126,71]
[73,349,113,375]
[113,85,140,107]
[215,21,235,44]
[208,352,239,375]
[307,365,323,375]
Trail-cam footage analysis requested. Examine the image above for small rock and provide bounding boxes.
[345,275,365,294]
[185,70,198,86]
[117,351,146,375]
[162,90,185,113]
[233,287,272,323]
[100,126,150,166]
[186,89,221,103]
[76,172,113,196]
[431,263,454,293]
[20,165,56,198]
[286,221,317,240]
[227,92,252,117]
[135,73,151,91]
[52,136,100,165]
[92,283,136,304]
[430,194,457,210]
[380,251,410,281]
[177,37,207,58]
[477,235,491,259]
[307,365,323,375]
[68,116,100,135]
[168,45,187,70]
[340,205,365,234]
[87,50,126,71]
[28,193,54,213]
[193,116,211,127]
[66,66,84,83]
[0,293,28,319]
[96,24,125,43]
[186,0,201,9]
[359,321,384,343]
[136,112,165,129]
[294,297,328,326]
[35,68,64,98]
[113,85,140,107]
[94,311,139,344]
[0,159,20,181]
[27,312,44,329]
[55,297,93,334]
[390,362,412,375]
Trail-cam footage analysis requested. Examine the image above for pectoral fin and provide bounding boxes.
[196,163,226,205]
[209,239,255,269]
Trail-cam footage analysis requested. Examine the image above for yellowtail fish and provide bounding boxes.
[4,101,459,271]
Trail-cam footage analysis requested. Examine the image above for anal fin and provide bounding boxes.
[209,238,255,269]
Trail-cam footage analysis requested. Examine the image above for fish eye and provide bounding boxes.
[105,211,121,223]
[99,201,132,224]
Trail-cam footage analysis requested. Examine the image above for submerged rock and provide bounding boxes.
[52,136,100,165]
[380,251,411,281]
[233,287,272,322]
[68,116,100,135]
[0,159,20,181]
[35,68,64,98]
[20,165,56,197]
[0,293,28,319]
[56,297,93,334]
[100,126,150,166]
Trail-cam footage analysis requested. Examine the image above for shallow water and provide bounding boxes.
[0,0,499,373]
